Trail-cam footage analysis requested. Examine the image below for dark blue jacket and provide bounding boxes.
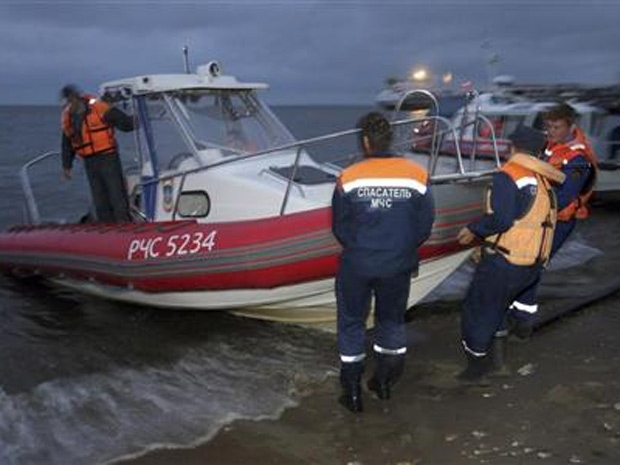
[331,154,434,277]
[468,171,535,239]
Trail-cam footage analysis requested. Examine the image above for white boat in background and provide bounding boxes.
[376,81,465,116]
[376,80,466,117]
[409,77,620,197]
[0,61,498,322]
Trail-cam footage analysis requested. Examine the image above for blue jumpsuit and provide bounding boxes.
[331,153,434,381]
[509,151,595,324]
[461,169,546,356]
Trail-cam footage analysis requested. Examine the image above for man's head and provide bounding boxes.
[543,102,577,144]
[508,125,546,156]
[59,84,82,105]
[356,111,392,156]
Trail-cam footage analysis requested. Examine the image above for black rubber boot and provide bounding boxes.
[488,334,511,377]
[367,353,405,400]
[513,319,534,340]
[456,352,491,384]
[367,377,390,400]
[506,313,534,340]
[339,361,364,413]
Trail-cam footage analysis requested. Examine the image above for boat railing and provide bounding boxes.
[21,116,499,224]
[391,114,463,174]
[458,113,504,167]
[280,145,305,215]
[137,128,363,218]
[152,113,495,189]
[393,89,440,116]
[176,116,495,212]
[388,87,503,171]
[20,151,58,225]
[393,89,441,157]
[21,151,147,226]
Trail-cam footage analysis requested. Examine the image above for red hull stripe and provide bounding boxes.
[0,206,474,292]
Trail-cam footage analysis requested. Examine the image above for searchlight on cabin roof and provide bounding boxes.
[196,61,222,78]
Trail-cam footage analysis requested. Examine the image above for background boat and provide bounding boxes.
[404,76,620,198]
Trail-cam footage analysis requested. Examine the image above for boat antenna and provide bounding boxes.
[183,45,190,74]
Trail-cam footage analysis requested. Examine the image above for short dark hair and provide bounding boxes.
[356,111,392,153]
[508,125,546,155]
[543,102,577,125]
[59,84,82,100]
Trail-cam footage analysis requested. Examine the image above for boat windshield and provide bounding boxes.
[168,89,296,158]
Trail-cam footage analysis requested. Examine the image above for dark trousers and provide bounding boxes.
[461,253,541,355]
[508,219,576,321]
[83,152,131,223]
[336,259,412,360]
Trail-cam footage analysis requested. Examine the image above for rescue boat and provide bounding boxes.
[0,62,496,322]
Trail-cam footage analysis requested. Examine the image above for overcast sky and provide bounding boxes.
[2,0,620,105]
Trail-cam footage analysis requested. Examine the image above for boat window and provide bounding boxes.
[168,89,296,160]
[590,113,606,137]
[501,116,526,138]
[140,94,196,172]
[177,191,211,218]
[532,113,545,130]
[577,112,604,137]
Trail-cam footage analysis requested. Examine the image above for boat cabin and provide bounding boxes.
[98,62,338,223]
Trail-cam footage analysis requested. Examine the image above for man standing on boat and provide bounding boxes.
[60,84,135,223]
[507,103,598,339]
[331,112,434,413]
[456,126,564,382]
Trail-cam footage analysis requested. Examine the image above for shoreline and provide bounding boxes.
[117,205,620,465]
[116,293,620,465]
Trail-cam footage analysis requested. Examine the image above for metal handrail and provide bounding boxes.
[20,115,501,225]
[451,114,504,168]
[129,109,492,190]
[20,151,60,225]
[280,145,304,215]
[393,89,440,159]
[474,114,503,167]
[391,115,466,174]
[393,89,439,117]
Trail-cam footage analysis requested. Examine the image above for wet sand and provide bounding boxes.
[118,293,620,465]
[118,205,620,465]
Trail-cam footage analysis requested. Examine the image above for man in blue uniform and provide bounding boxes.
[331,112,434,412]
[507,103,597,339]
[457,126,564,382]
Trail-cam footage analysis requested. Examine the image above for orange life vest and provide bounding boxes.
[544,126,598,221]
[485,157,557,266]
[62,96,116,157]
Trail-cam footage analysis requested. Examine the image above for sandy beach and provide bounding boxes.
[117,291,620,465]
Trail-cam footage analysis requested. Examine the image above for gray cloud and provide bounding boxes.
[1,1,620,105]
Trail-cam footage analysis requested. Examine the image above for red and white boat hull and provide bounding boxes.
[0,203,477,321]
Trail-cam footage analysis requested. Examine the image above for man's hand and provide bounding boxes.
[471,246,482,264]
[63,168,72,180]
[457,227,476,245]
